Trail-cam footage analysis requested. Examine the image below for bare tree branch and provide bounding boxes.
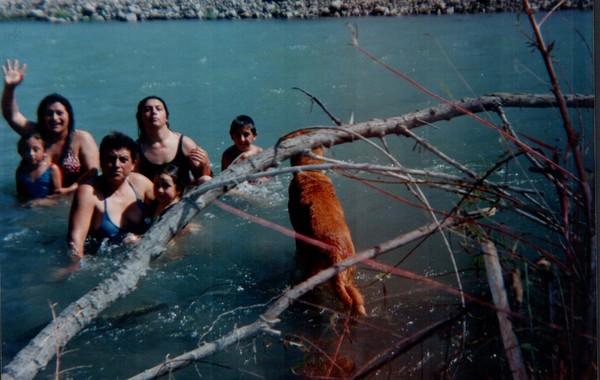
[293,87,344,126]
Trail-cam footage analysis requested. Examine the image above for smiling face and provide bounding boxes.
[101,148,135,185]
[44,102,70,135]
[19,136,46,166]
[154,173,180,207]
[230,125,257,153]
[140,98,168,131]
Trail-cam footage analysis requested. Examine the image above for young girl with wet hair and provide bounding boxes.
[15,131,62,201]
[153,164,187,219]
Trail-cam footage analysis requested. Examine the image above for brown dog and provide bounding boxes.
[287,131,366,316]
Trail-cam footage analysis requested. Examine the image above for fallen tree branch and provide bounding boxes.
[2,92,592,380]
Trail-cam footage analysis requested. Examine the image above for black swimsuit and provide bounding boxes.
[137,135,191,184]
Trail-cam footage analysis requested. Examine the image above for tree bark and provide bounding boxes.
[2,93,592,380]
[482,239,529,380]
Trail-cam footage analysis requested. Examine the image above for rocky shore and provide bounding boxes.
[0,0,593,22]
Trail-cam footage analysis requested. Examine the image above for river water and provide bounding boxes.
[1,12,594,379]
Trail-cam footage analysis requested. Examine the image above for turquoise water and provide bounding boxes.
[1,12,594,379]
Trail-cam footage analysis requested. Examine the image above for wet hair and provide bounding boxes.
[229,115,257,135]
[136,95,170,139]
[36,93,75,141]
[17,131,46,155]
[155,164,187,197]
[99,131,138,162]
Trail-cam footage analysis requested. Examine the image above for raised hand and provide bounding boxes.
[2,59,27,87]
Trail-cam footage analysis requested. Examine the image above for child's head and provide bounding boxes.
[18,132,46,166]
[154,164,186,206]
[229,115,257,152]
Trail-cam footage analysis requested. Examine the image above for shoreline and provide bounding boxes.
[0,0,593,22]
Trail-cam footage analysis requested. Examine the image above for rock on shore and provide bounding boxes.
[0,0,593,22]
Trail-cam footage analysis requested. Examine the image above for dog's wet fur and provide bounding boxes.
[287,130,366,316]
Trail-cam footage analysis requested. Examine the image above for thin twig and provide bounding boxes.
[49,301,61,380]
[293,87,344,126]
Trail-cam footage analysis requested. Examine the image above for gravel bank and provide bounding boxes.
[0,0,593,22]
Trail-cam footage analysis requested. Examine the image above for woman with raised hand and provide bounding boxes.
[2,59,99,194]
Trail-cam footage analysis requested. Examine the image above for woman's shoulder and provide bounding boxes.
[180,134,199,151]
[129,172,153,187]
[48,162,61,174]
[71,129,98,146]
[74,179,99,200]
[128,172,154,202]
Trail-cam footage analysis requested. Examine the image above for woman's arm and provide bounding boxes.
[76,130,100,173]
[49,163,63,195]
[67,184,95,258]
[1,60,35,136]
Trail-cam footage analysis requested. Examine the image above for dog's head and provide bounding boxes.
[282,129,326,167]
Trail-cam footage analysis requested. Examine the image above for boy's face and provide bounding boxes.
[230,125,256,152]
[20,137,46,166]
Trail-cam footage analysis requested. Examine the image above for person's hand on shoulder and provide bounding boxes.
[189,146,210,174]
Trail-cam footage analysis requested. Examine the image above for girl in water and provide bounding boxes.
[16,132,62,201]
[152,164,202,238]
[153,164,187,219]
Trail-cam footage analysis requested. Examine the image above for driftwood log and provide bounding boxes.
[2,93,593,380]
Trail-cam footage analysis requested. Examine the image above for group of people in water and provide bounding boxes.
[3,59,264,260]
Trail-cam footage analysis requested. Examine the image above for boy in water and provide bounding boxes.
[16,132,62,201]
[221,115,263,171]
